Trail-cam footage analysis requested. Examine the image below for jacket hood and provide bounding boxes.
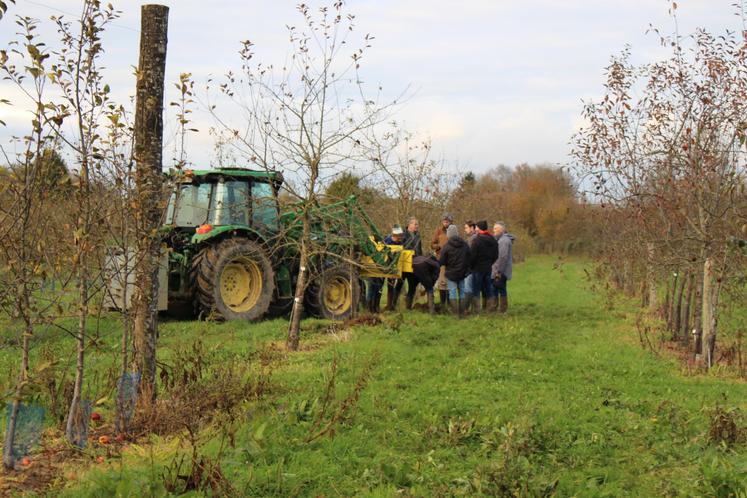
[447,236,467,248]
[497,232,516,242]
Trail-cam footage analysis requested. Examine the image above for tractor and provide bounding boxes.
[106,167,412,321]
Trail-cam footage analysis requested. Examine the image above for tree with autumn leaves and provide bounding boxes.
[572,5,747,367]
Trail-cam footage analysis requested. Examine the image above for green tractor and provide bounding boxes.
[107,167,412,322]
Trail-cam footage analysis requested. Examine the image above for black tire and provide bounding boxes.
[190,238,275,321]
[305,265,360,320]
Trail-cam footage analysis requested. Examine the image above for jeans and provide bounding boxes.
[446,278,466,301]
[471,271,494,299]
[493,274,508,298]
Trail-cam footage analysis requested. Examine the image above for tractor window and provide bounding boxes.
[211,180,250,225]
[171,183,211,227]
[252,181,278,229]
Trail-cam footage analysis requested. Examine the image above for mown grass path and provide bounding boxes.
[41,257,747,496]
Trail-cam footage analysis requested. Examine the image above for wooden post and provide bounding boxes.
[132,4,169,399]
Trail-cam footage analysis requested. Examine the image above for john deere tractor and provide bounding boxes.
[106,167,411,321]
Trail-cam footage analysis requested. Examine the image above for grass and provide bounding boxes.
[2,255,747,496]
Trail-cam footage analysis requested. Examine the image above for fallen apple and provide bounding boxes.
[115,433,126,443]
[91,412,102,422]
[21,456,31,466]
[98,435,110,445]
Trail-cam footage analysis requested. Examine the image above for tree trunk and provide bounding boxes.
[680,273,695,345]
[132,4,169,401]
[663,273,672,323]
[646,242,657,313]
[2,296,32,469]
[65,276,88,444]
[692,270,703,355]
[672,272,686,341]
[701,257,715,367]
[287,214,311,351]
[666,272,679,332]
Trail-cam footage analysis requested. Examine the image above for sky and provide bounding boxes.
[0,0,743,174]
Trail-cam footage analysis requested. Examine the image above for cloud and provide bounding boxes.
[0,0,742,172]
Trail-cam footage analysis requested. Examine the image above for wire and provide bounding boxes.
[20,0,140,33]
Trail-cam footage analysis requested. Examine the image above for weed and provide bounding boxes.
[707,405,744,447]
[305,353,378,442]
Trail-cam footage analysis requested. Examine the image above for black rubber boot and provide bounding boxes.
[499,295,508,314]
[391,288,401,311]
[405,295,414,310]
[438,290,449,313]
[462,294,473,316]
[385,290,394,311]
[449,299,459,317]
[486,297,498,313]
[427,292,435,315]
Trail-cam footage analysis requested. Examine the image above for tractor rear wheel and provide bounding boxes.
[191,238,274,321]
[306,265,360,320]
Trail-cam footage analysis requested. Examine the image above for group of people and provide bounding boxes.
[364,213,514,317]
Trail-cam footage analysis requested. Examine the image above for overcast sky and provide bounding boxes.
[0,0,742,173]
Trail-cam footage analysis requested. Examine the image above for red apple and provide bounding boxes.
[91,412,102,422]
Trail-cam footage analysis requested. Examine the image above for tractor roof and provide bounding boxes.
[181,167,283,183]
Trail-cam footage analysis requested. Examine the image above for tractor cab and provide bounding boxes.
[165,168,283,237]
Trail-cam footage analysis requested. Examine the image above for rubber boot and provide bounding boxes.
[405,295,414,310]
[385,289,395,312]
[427,292,435,315]
[499,295,508,314]
[391,288,401,311]
[462,293,473,316]
[481,296,487,313]
[438,290,449,313]
[486,297,498,313]
[449,299,459,317]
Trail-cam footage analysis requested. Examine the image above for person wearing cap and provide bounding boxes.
[384,224,405,311]
[469,219,499,312]
[438,224,471,317]
[402,217,423,309]
[430,213,453,310]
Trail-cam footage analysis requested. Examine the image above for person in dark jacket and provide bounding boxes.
[383,224,405,311]
[492,221,515,313]
[438,224,471,317]
[402,217,423,309]
[469,219,499,312]
[411,254,439,314]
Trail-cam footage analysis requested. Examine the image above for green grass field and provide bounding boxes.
[2,256,746,497]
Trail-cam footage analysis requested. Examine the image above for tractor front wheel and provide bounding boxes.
[191,238,275,321]
[306,265,360,320]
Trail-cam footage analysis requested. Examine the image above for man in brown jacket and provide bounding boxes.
[430,213,453,308]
